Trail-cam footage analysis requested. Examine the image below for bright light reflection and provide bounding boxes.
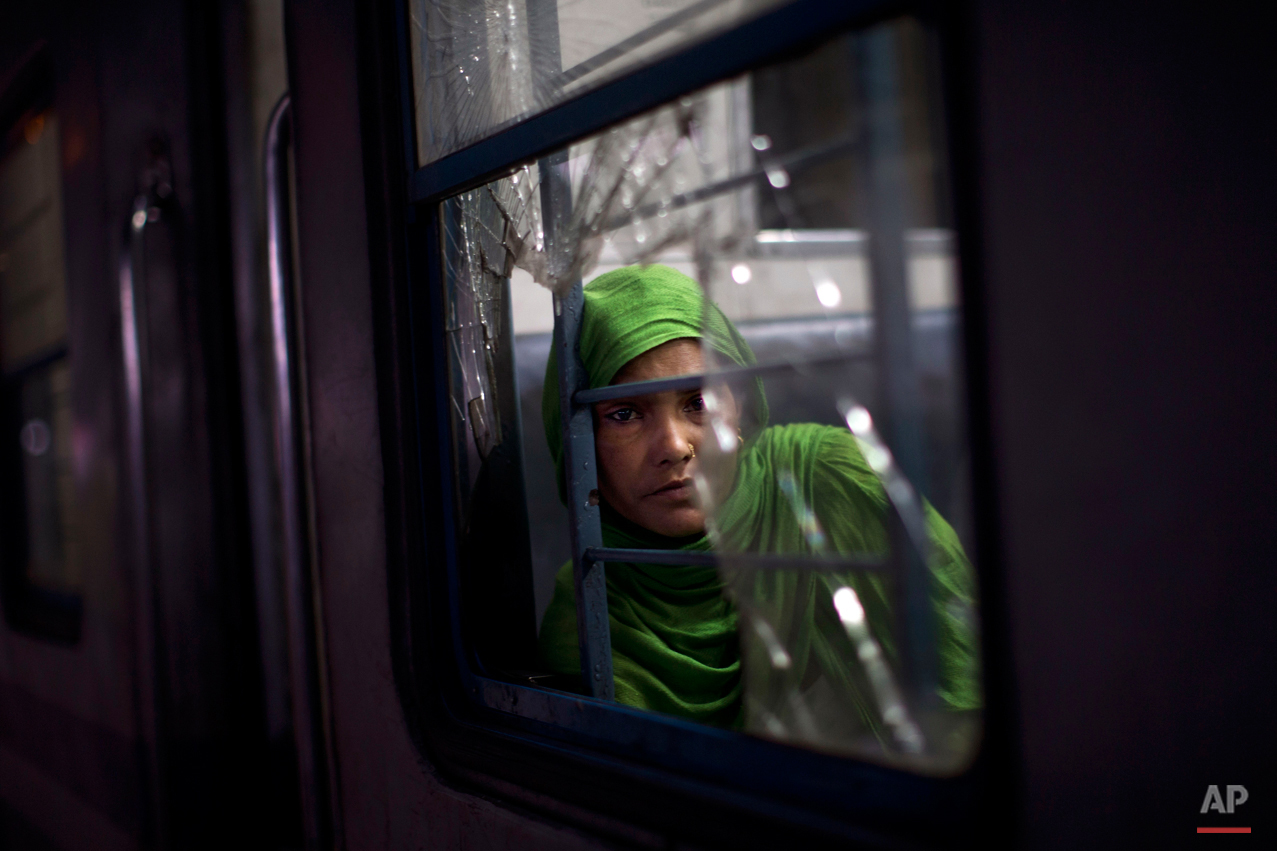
[751,134,772,151]
[816,280,842,308]
[731,263,752,284]
[713,419,738,453]
[766,167,790,189]
[845,405,872,436]
[832,587,865,626]
[862,443,893,473]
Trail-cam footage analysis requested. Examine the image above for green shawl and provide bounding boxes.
[538,264,979,733]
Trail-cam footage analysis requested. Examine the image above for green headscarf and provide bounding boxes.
[537,265,980,736]
[541,263,768,486]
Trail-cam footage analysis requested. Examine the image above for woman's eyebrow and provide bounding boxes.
[597,396,641,409]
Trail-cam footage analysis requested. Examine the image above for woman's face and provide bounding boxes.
[593,338,737,538]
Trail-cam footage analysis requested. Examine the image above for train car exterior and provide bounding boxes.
[0,1,1273,850]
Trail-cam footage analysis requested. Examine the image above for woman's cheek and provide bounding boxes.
[596,426,639,483]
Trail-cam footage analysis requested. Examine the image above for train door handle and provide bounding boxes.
[117,144,177,851]
[265,92,337,851]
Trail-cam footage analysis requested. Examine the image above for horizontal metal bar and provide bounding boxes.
[574,349,864,406]
[586,547,885,572]
[601,134,859,232]
[751,228,955,258]
[587,547,717,566]
[556,0,732,87]
[753,229,868,258]
[589,228,953,261]
[410,0,898,203]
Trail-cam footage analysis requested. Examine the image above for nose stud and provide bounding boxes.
[688,442,696,459]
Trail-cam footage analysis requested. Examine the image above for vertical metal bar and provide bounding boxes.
[543,160,614,701]
[265,93,333,851]
[120,192,168,851]
[528,0,613,700]
[533,0,612,696]
[858,26,937,701]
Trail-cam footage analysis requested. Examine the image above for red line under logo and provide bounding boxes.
[1197,827,1252,834]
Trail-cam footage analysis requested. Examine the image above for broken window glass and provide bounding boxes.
[440,16,980,773]
[408,0,791,165]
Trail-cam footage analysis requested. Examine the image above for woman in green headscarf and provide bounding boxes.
[538,264,979,751]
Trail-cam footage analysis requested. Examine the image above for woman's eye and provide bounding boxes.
[606,407,638,423]
[684,395,705,413]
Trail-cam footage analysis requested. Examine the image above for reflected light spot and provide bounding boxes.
[131,210,147,230]
[766,167,790,189]
[833,587,865,626]
[20,419,51,457]
[713,420,738,453]
[816,280,842,308]
[750,134,772,151]
[731,263,752,284]
[845,405,872,436]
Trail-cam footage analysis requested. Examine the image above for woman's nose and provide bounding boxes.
[650,411,695,466]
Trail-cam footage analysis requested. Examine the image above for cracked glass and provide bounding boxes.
[441,16,981,773]
[409,0,791,165]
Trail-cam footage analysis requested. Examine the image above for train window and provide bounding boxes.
[408,0,794,164]
[433,6,980,774]
[0,91,82,643]
[410,0,987,835]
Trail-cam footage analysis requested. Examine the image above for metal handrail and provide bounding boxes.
[265,92,331,851]
[119,173,171,851]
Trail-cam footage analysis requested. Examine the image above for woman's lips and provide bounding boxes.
[648,479,693,499]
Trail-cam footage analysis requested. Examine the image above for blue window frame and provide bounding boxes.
[391,0,1003,843]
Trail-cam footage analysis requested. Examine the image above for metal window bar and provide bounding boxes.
[586,549,885,572]
[856,26,937,701]
[575,350,863,406]
[549,242,615,700]
[530,0,615,702]
[555,0,734,88]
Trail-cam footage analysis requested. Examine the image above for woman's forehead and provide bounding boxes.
[611,338,703,385]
